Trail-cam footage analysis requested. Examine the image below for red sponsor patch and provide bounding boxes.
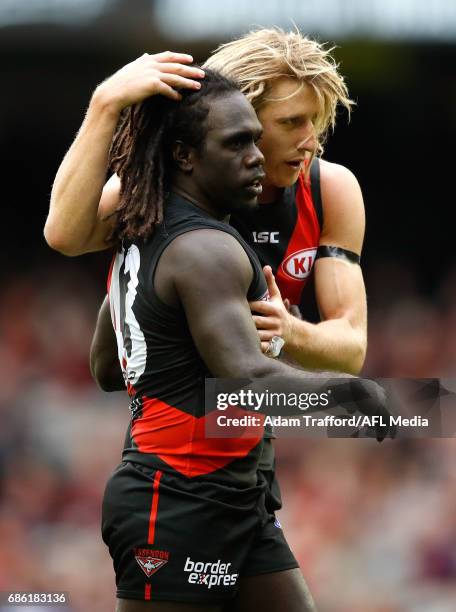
[281,247,317,280]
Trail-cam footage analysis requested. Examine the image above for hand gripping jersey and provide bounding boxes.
[107,194,268,488]
[231,158,322,322]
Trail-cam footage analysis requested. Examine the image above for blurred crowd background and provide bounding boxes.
[0,1,455,610]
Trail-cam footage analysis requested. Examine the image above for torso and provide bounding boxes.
[107,194,267,486]
[230,158,322,322]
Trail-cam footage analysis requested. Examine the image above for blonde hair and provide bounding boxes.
[204,27,354,155]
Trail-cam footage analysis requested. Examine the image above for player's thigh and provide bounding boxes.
[116,598,223,612]
[224,568,317,612]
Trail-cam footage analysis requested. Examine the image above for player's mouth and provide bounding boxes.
[244,173,265,196]
[244,179,263,196]
[285,160,304,170]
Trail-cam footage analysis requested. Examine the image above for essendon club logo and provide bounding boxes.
[282,247,317,280]
[134,548,170,578]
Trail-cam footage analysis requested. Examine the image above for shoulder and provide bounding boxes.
[319,159,364,210]
[318,159,365,253]
[165,228,253,291]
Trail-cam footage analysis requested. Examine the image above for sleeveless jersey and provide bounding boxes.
[231,158,322,322]
[107,193,268,487]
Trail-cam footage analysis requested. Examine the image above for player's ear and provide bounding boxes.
[172,140,194,173]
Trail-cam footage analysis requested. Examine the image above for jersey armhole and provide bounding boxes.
[150,226,265,309]
[310,157,323,230]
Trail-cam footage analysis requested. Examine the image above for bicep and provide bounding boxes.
[84,174,121,253]
[319,161,365,253]
[185,290,264,378]
[316,161,367,329]
[90,295,124,390]
[171,231,265,378]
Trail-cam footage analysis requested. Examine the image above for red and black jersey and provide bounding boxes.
[231,158,322,322]
[107,193,267,487]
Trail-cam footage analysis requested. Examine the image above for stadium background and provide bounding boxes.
[0,1,455,610]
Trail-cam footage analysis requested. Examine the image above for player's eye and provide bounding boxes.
[228,135,249,149]
[281,117,306,128]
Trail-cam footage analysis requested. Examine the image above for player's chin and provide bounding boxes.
[234,194,260,212]
[232,187,261,210]
[274,164,302,187]
[284,171,301,186]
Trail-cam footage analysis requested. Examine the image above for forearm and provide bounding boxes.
[244,352,350,382]
[223,353,390,425]
[285,316,366,375]
[174,233,387,433]
[45,89,119,255]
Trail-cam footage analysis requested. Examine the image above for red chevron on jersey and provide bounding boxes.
[131,397,264,478]
[275,173,320,304]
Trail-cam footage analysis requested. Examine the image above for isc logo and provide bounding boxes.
[282,248,317,279]
[252,231,279,244]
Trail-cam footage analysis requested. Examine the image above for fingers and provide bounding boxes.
[149,60,204,99]
[252,315,279,331]
[158,63,204,93]
[160,72,202,91]
[263,265,281,299]
[258,330,275,342]
[249,300,276,315]
[139,66,204,102]
[135,53,204,99]
[153,51,194,64]
[260,341,271,354]
[153,80,183,101]
[158,62,205,78]
[374,422,396,443]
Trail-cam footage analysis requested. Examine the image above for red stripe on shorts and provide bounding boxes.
[147,470,162,545]
[145,583,151,600]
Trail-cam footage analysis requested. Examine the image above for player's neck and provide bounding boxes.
[172,184,229,223]
[258,182,283,204]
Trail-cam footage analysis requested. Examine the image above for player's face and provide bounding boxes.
[257,77,319,194]
[193,92,265,214]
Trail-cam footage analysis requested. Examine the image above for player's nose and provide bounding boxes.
[245,143,265,168]
[296,128,317,153]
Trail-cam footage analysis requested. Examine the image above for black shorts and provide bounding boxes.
[101,461,297,604]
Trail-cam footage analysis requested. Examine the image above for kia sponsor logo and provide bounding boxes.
[282,248,317,280]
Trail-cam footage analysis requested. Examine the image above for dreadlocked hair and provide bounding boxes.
[108,68,240,244]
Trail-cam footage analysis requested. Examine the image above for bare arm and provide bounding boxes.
[89,230,390,438]
[173,233,391,439]
[250,161,367,374]
[169,230,369,388]
[90,295,124,391]
[44,52,204,256]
